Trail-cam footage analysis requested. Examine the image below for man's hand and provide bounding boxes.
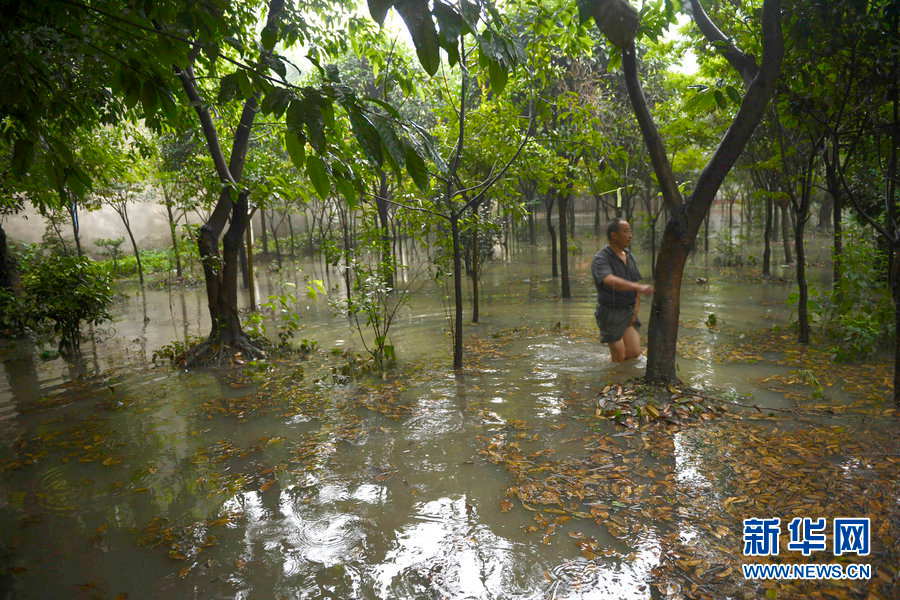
[636,284,654,296]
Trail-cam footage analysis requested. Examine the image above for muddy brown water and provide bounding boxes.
[0,231,886,599]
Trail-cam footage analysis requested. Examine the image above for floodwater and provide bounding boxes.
[0,227,895,599]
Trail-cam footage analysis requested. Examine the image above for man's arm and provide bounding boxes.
[601,274,653,295]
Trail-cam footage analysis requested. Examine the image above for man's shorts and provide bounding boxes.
[595,304,640,343]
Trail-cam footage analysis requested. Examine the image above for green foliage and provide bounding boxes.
[17,253,114,355]
[338,257,406,371]
[94,238,125,273]
[245,281,325,349]
[788,225,893,362]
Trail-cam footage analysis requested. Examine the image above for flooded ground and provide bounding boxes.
[1,230,896,599]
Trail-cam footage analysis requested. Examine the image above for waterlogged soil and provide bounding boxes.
[1,234,897,600]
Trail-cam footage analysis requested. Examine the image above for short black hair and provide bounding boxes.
[607,218,628,240]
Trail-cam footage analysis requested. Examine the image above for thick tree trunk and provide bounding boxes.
[559,192,571,298]
[645,222,689,382]
[165,200,183,278]
[546,194,557,278]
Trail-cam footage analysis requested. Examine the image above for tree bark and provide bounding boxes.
[559,191,571,298]
[781,204,792,264]
[118,202,144,288]
[376,171,394,287]
[546,193,557,278]
[763,196,773,277]
[164,198,182,278]
[260,209,269,254]
[0,222,12,292]
[451,214,463,369]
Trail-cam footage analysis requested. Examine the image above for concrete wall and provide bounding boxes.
[2,187,204,258]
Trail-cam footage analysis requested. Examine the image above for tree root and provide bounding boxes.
[182,334,266,368]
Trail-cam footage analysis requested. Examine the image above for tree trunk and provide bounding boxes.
[568,195,576,239]
[239,241,249,288]
[165,199,183,278]
[451,214,463,370]
[270,212,282,266]
[645,221,689,382]
[471,218,480,323]
[794,216,810,344]
[121,206,144,288]
[825,146,843,293]
[376,172,394,288]
[287,213,295,256]
[0,222,12,292]
[260,209,269,254]
[763,196,773,277]
[546,194,558,278]
[528,207,536,245]
[68,200,83,257]
[245,217,256,311]
[559,192,571,298]
[781,204,793,263]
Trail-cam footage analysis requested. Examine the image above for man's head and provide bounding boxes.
[607,218,632,248]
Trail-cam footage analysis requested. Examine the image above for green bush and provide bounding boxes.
[18,254,114,355]
[811,224,893,361]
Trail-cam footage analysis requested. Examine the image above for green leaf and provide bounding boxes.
[11,138,35,176]
[284,129,306,169]
[372,115,405,175]
[335,177,358,207]
[363,96,403,120]
[288,94,327,152]
[261,23,278,52]
[434,1,466,64]
[218,72,243,104]
[487,59,508,95]
[349,109,383,166]
[713,89,727,109]
[260,87,292,117]
[395,1,440,76]
[306,154,330,198]
[368,0,394,26]
[141,81,158,114]
[403,141,428,191]
[725,85,743,106]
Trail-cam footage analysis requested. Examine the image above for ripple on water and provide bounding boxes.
[545,538,661,600]
[371,496,535,599]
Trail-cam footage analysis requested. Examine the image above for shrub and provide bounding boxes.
[18,254,113,356]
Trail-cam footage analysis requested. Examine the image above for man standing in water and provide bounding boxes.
[592,218,653,362]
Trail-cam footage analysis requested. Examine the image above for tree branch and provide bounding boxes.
[689,0,758,86]
[685,0,783,237]
[621,42,684,214]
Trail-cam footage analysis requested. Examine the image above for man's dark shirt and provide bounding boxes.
[592,246,641,308]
